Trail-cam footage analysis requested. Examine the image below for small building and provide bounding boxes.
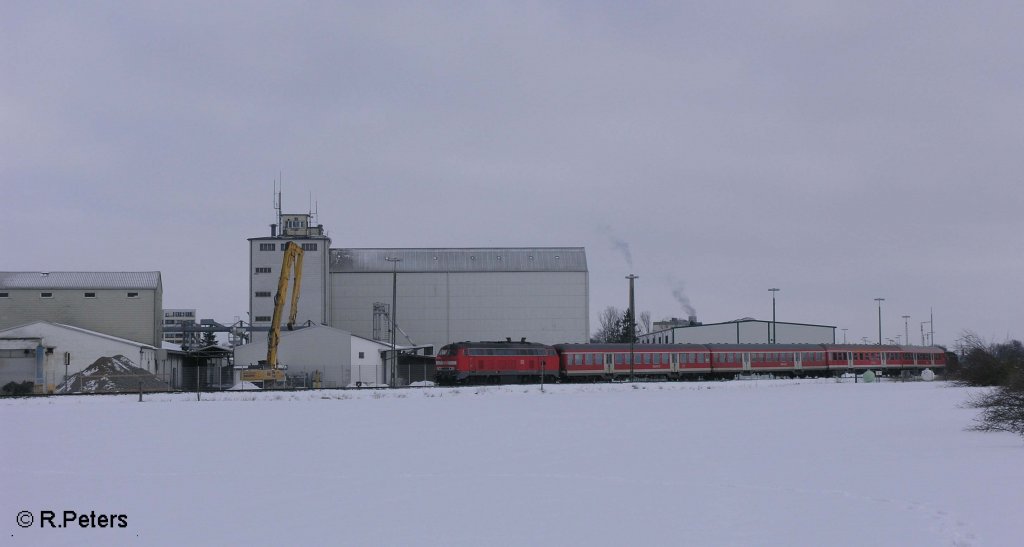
[640,318,836,345]
[0,321,159,393]
[0,271,163,346]
[233,324,356,388]
[162,309,197,346]
[350,334,393,386]
[176,344,234,390]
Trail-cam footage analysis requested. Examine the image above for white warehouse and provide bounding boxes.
[0,321,158,392]
[640,318,836,345]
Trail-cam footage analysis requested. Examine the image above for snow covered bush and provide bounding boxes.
[967,376,1024,439]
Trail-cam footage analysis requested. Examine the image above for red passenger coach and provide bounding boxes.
[705,344,832,376]
[555,344,711,380]
[824,345,946,374]
[435,340,557,385]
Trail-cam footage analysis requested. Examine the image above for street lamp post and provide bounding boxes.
[769,288,780,344]
[626,274,638,382]
[874,298,885,346]
[385,257,402,388]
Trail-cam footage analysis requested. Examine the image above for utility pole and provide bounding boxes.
[385,257,402,388]
[874,298,885,346]
[769,288,780,343]
[626,274,638,382]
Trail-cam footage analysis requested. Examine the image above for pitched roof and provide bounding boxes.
[0,321,156,349]
[0,272,161,290]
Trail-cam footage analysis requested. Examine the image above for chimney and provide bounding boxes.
[688,315,698,326]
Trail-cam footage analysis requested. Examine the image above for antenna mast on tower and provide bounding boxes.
[273,173,283,230]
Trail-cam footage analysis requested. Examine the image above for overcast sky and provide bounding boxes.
[4,1,1022,347]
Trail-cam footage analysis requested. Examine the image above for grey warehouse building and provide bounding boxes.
[0,271,163,347]
[330,248,590,351]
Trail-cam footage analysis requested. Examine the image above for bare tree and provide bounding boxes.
[639,311,652,335]
[593,306,623,343]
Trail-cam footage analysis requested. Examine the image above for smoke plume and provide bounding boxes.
[610,237,633,267]
[599,225,633,267]
[672,284,696,317]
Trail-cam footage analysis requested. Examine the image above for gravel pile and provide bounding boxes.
[56,355,170,394]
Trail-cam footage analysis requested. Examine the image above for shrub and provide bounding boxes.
[967,376,1024,438]
[1,381,35,396]
[958,332,1024,439]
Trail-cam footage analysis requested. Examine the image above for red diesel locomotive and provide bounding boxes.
[436,340,946,384]
[435,340,559,385]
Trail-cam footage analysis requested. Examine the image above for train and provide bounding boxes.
[434,339,947,385]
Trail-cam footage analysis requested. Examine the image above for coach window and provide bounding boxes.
[615,354,625,365]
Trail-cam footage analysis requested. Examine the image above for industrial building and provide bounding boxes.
[0,272,163,346]
[0,321,159,392]
[248,215,332,333]
[329,247,589,351]
[162,308,197,346]
[640,317,836,345]
[248,214,590,354]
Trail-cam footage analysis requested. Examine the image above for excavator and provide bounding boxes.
[241,241,304,385]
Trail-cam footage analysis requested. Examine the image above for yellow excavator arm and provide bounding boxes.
[266,241,304,370]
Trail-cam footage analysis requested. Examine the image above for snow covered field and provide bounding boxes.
[3,380,1021,546]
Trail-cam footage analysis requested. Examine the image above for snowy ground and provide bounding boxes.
[2,380,1021,546]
